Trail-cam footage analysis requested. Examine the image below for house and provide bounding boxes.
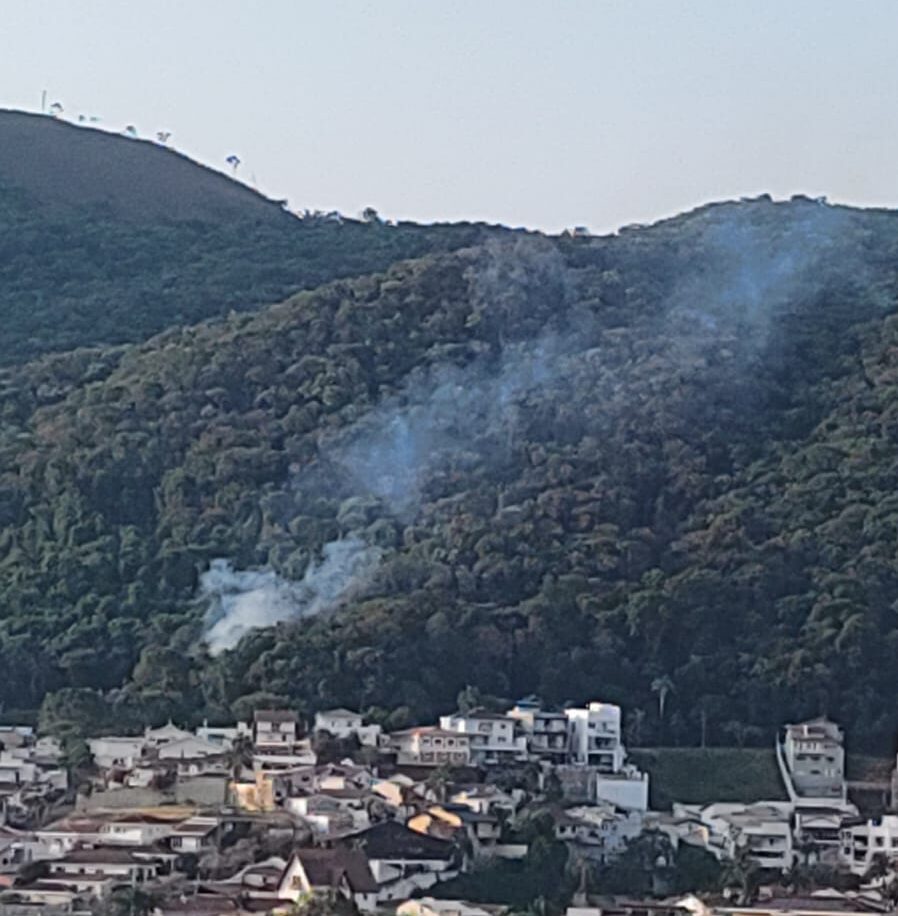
[450,785,520,817]
[277,847,379,912]
[87,736,146,771]
[508,698,570,765]
[44,846,164,894]
[565,702,625,772]
[777,717,846,803]
[284,794,357,836]
[315,709,382,747]
[794,803,858,856]
[35,815,106,855]
[253,710,298,751]
[144,721,194,748]
[553,804,643,864]
[98,812,180,846]
[195,720,250,748]
[390,728,471,767]
[168,816,221,853]
[408,804,502,856]
[684,801,795,870]
[158,735,226,761]
[286,788,372,834]
[438,710,527,766]
[345,820,459,901]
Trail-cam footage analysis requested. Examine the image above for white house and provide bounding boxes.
[97,814,178,847]
[167,816,220,853]
[277,847,379,912]
[508,697,570,765]
[688,802,795,871]
[45,846,162,892]
[565,702,625,772]
[87,736,146,771]
[315,708,382,747]
[840,815,898,876]
[391,728,471,767]
[253,710,298,751]
[144,722,194,748]
[777,717,846,803]
[554,804,644,864]
[438,710,527,765]
[157,735,226,760]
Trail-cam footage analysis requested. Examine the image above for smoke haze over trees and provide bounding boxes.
[3,169,898,751]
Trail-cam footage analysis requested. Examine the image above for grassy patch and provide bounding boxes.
[630,747,787,809]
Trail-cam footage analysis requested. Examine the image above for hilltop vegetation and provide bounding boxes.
[4,190,898,752]
[0,110,506,363]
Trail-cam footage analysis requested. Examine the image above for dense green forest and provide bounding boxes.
[4,188,898,753]
[0,182,505,364]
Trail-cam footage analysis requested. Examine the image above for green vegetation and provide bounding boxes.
[0,181,504,364]
[3,187,898,752]
[629,748,787,809]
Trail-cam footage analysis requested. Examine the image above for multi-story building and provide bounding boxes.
[840,815,898,875]
[314,708,382,747]
[680,802,795,871]
[565,702,626,772]
[508,697,569,765]
[253,710,298,752]
[391,728,471,767]
[777,717,845,802]
[438,710,527,766]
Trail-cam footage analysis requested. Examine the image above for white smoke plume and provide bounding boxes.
[201,536,382,655]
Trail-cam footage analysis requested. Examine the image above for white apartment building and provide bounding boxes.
[314,708,382,747]
[840,815,898,875]
[686,802,795,871]
[777,717,845,803]
[438,710,528,766]
[508,697,569,765]
[565,702,626,772]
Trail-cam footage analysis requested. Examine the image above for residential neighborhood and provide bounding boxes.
[0,700,896,916]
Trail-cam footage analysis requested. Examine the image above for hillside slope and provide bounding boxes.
[0,110,287,221]
[5,196,898,751]
[0,110,507,364]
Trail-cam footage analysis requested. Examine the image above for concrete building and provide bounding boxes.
[314,708,382,747]
[508,697,569,765]
[390,728,471,767]
[777,717,845,803]
[253,710,298,751]
[565,703,626,772]
[681,802,795,871]
[438,710,527,766]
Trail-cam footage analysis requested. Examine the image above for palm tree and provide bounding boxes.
[651,675,675,722]
[721,846,761,905]
[425,764,453,804]
[223,734,254,803]
[865,851,892,886]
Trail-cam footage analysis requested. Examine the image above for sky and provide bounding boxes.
[2,0,897,233]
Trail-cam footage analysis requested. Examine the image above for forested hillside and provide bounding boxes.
[4,192,898,753]
[0,110,506,363]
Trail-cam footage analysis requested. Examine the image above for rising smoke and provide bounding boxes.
[201,536,382,654]
[200,200,878,652]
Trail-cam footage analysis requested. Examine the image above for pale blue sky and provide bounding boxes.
[2,0,897,232]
